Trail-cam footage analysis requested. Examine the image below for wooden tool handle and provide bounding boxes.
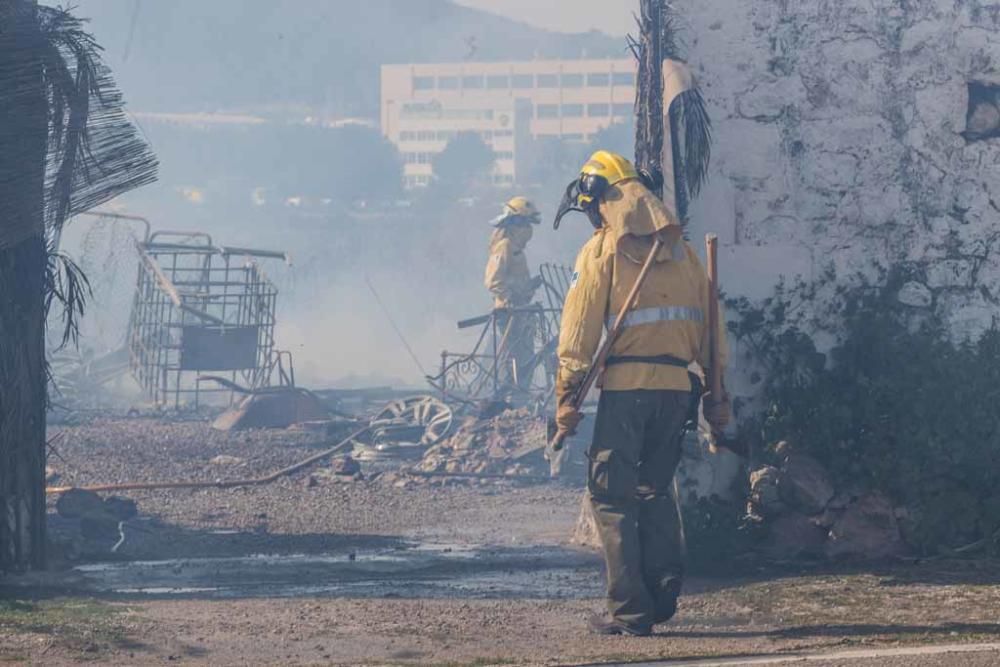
[549,237,665,452]
[706,234,722,397]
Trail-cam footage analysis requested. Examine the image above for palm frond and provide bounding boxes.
[37,5,158,245]
[44,245,91,351]
[669,87,713,221]
[631,1,713,222]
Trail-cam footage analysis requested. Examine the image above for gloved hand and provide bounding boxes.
[555,403,584,437]
[702,391,731,431]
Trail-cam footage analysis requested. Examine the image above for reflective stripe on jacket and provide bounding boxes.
[557,180,728,392]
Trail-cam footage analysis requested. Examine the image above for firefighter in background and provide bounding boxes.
[484,196,543,392]
[553,151,730,636]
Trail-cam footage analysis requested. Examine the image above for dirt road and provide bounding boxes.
[2,418,999,666]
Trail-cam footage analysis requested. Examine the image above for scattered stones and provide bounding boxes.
[751,452,907,562]
[416,408,547,478]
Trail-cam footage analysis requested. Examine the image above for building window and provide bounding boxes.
[438,76,459,90]
[399,131,417,141]
[537,104,559,119]
[494,150,514,160]
[436,130,456,141]
[562,133,585,141]
[403,152,417,164]
[511,74,533,88]
[463,75,484,89]
[562,104,584,118]
[416,130,436,141]
[612,72,636,86]
[588,73,611,87]
[487,75,509,89]
[481,130,494,140]
[561,73,584,88]
[612,103,633,117]
[413,76,435,90]
[494,129,514,138]
[537,74,558,88]
[588,103,610,117]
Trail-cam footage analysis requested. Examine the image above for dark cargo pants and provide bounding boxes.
[588,389,689,629]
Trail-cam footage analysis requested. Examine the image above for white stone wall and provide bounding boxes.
[678,0,1000,345]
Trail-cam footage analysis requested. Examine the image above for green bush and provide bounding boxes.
[729,275,1000,555]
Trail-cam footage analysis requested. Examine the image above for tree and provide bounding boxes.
[0,0,156,571]
[431,131,495,189]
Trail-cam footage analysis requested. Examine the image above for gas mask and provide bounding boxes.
[552,168,663,231]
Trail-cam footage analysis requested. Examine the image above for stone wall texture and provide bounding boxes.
[679,0,1000,345]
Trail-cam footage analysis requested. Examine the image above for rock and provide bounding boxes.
[332,455,361,476]
[778,454,835,514]
[56,488,106,519]
[104,496,138,522]
[749,465,785,517]
[898,281,933,308]
[763,513,828,560]
[210,455,245,466]
[826,493,905,560]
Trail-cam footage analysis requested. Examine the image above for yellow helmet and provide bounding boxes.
[491,196,541,226]
[553,150,640,229]
[580,150,639,189]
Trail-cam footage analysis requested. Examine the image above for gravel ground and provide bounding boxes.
[0,417,997,666]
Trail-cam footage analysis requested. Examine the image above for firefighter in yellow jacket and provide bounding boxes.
[484,197,543,391]
[553,151,730,636]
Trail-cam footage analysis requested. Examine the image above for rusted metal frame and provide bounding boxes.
[137,246,225,327]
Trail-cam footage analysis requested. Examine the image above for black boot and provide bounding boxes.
[587,614,652,637]
[653,577,682,624]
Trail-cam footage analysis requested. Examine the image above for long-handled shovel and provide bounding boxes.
[705,234,748,458]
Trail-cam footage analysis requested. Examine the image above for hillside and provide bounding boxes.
[73,0,625,118]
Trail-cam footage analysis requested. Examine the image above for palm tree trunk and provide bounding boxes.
[634,0,664,199]
[0,0,49,572]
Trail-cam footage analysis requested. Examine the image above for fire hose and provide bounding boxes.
[45,425,371,495]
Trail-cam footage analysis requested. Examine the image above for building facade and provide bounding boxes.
[381,58,637,187]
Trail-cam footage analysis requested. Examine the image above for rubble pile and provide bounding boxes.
[748,443,905,561]
[415,407,548,477]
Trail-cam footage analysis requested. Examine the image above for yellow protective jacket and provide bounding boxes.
[557,179,728,393]
[484,224,534,308]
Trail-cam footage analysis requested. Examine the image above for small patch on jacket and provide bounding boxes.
[570,271,580,289]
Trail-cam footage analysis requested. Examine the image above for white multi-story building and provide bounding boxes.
[381,58,636,187]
